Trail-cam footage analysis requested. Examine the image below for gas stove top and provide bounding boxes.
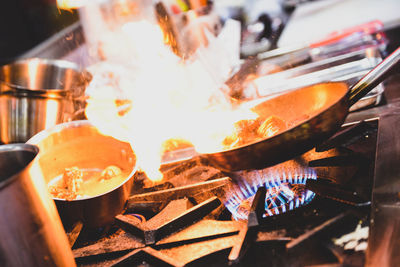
[62,65,400,266]
[66,109,382,267]
[19,17,400,267]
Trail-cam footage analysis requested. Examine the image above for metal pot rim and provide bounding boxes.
[0,143,39,190]
[0,83,69,97]
[27,120,138,202]
[27,120,93,144]
[0,58,92,96]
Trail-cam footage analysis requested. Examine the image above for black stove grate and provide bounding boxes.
[71,120,377,267]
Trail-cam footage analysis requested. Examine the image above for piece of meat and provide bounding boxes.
[257,116,287,138]
[222,116,287,149]
[234,119,261,138]
[222,132,240,149]
[62,167,83,193]
[100,165,122,181]
[162,138,194,153]
[223,119,261,149]
[48,186,77,201]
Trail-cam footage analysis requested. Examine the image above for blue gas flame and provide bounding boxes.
[225,169,317,220]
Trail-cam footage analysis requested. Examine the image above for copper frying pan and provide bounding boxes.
[200,47,400,172]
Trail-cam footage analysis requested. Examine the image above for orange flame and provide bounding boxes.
[57,0,86,9]
[85,18,256,181]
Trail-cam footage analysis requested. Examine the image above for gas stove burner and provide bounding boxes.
[225,169,317,220]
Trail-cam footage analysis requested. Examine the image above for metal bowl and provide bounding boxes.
[0,58,92,144]
[27,120,137,228]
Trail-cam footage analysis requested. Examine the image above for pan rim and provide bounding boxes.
[27,119,138,202]
[202,81,350,156]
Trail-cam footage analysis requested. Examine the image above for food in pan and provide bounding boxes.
[99,165,122,181]
[222,115,288,149]
[161,138,194,153]
[48,165,130,200]
[257,116,288,138]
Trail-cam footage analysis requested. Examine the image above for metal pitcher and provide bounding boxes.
[0,143,76,267]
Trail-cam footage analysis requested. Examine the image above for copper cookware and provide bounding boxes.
[27,120,137,229]
[201,47,400,172]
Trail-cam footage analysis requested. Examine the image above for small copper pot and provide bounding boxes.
[27,120,137,229]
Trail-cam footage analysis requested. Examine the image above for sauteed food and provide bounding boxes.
[222,115,288,149]
[202,47,400,172]
[48,165,130,200]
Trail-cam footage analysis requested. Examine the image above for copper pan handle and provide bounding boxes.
[349,46,400,106]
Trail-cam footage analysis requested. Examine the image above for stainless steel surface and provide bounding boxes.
[253,47,384,100]
[0,143,76,267]
[0,58,92,144]
[343,69,400,266]
[349,47,400,105]
[258,28,385,62]
[19,22,87,65]
[366,110,400,266]
[27,120,137,228]
[265,47,382,79]
[346,73,400,124]
[309,31,387,61]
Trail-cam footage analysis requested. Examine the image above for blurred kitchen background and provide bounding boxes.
[0,0,79,65]
[2,1,400,266]
[2,0,400,64]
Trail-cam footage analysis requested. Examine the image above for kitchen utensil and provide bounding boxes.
[0,143,76,267]
[229,20,385,99]
[201,46,400,172]
[27,120,137,229]
[252,47,385,110]
[0,58,92,144]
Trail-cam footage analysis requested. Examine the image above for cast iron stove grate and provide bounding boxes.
[71,120,377,267]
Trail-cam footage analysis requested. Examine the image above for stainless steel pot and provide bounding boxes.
[0,143,76,267]
[0,58,92,144]
[27,120,137,229]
